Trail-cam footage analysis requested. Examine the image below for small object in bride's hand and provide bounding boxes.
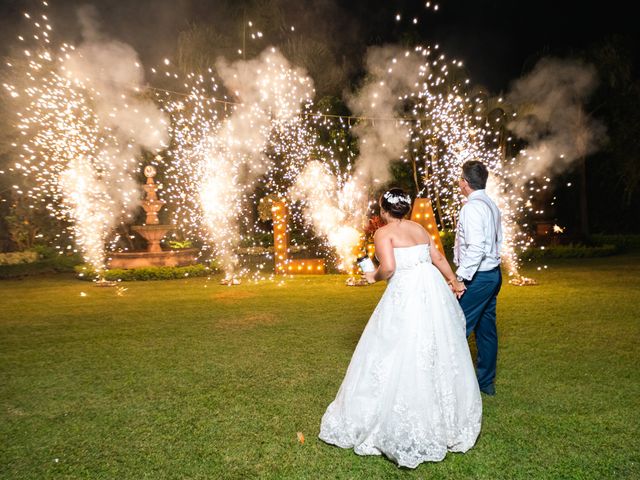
[296,432,305,444]
[357,255,375,273]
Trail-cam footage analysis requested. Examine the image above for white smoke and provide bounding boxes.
[348,46,420,185]
[289,161,363,270]
[68,6,169,154]
[290,46,421,269]
[507,57,606,177]
[192,47,315,277]
[217,48,314,122]
[214,47,314,177]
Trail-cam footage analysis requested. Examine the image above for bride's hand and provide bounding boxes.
[364,271,376,284]
[449,279,466,298]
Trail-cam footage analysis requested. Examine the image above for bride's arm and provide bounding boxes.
[365,229,395,283]
[430,242,466,297]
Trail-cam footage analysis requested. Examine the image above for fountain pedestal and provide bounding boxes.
[108,165,196,269]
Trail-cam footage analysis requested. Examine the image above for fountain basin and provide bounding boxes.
[132,224,173,253]
[108,248,198,269]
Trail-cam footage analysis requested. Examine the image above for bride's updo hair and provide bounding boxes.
[380,188,412,219]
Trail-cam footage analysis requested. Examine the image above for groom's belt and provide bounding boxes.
[477,265,501,273]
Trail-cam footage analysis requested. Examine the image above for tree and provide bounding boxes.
[582,36,640,232]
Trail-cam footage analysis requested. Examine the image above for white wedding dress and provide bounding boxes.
[319,244,482,469]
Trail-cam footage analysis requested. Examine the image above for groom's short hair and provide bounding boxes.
[462,161,488,190]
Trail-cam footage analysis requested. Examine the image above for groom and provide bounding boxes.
[453,160,502,396]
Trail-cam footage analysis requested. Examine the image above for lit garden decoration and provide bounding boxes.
[272,201,325,275]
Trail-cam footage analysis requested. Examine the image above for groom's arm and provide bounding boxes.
[456,204,487,281]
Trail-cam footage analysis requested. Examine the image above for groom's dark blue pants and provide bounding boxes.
[459,267,502,390]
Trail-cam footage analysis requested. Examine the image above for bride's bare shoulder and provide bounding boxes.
[406,220,431,241]
[374,224,393,237]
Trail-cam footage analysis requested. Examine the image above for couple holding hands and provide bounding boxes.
[319,160,503,469]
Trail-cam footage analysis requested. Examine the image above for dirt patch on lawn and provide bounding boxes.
[211,290,257,302]
[216,312,280,329]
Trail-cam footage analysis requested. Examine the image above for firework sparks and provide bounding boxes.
[2,3,559,285]
[290,160,364,271]
[161,48,318,279]
[385,46,535,282]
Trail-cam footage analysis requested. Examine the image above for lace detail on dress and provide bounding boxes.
[319,244,482,469]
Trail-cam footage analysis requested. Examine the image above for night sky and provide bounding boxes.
[0,0,637,92]
[414,0,638,91]
[341,0,638,91]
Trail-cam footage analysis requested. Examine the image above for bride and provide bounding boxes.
[319,188,482,469]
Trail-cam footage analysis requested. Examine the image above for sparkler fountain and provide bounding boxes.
[3,3,170,279]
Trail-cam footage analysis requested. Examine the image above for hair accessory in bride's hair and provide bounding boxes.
[383,191,411,205]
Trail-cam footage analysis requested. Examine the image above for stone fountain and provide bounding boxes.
[108,165,197,269]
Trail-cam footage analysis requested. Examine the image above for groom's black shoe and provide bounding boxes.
[480,385,496,396]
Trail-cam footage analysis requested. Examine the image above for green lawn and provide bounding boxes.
[1,253,639,479]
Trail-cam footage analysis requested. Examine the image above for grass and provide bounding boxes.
[1,253,639,479]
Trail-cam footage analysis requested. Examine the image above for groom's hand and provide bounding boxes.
[449,279,466,298]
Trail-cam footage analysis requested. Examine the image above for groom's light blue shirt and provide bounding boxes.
[453,189,502,281]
